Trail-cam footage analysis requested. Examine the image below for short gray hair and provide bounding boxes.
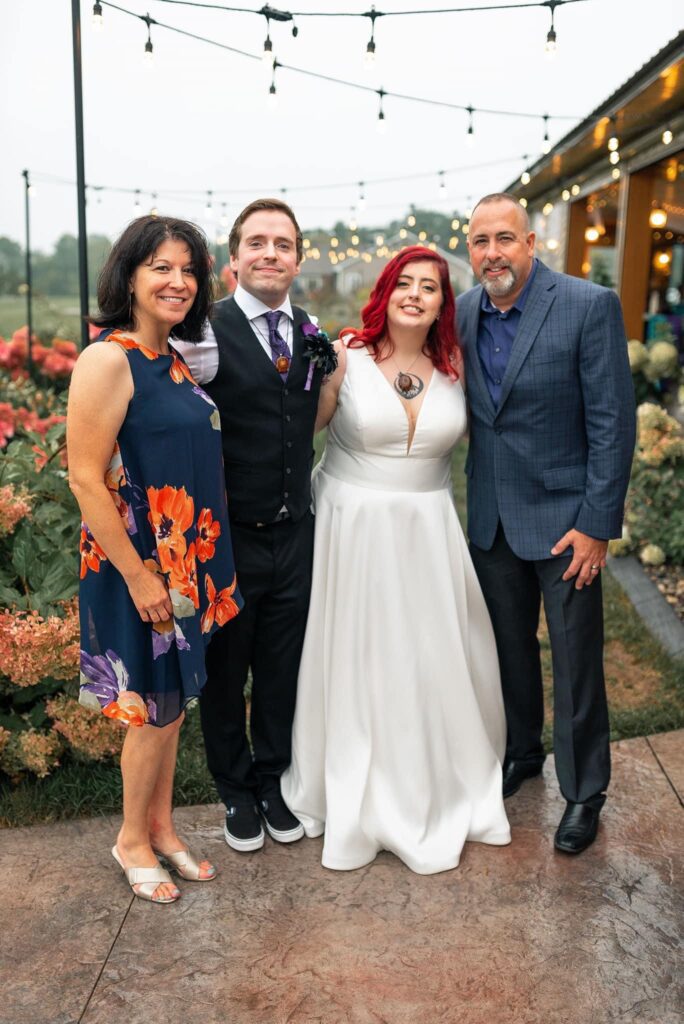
[471,193,531,233]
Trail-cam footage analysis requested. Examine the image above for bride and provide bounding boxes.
[281,246,510,874]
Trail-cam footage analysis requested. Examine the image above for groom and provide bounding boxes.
[175,198,324,852]
[457,193,635,853]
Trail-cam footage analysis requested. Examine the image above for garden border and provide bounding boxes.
[607,555,684,659]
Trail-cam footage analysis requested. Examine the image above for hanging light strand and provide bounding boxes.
[96,2,582,124]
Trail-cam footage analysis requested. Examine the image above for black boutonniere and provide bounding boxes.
[301,322,338,390]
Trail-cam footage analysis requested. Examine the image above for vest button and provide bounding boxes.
[284,492,289,498]
[285,415,291,422]
[286,468,292,474]
[286,441,293,448]
[283,389,289,396]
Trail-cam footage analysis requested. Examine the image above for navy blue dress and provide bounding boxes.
[78,330,243,728]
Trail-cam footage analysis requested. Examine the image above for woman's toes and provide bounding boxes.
[199,860,216,879]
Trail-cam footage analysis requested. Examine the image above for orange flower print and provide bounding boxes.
[147,485,194,548]
[168,541,199,609]
[107,331,159,360]
[105,442,130,526]
[170,354,195,384]
[201,573,240,633]
[196,508,221,562]
[79,524,107,578]
[102,689,150,726]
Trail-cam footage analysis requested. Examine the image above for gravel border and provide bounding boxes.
[607,555,684,659]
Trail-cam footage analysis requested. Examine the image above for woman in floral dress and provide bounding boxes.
[67,216,242,903]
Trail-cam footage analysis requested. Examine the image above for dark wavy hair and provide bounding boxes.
[344,246,460,378]
[91,216,214,342]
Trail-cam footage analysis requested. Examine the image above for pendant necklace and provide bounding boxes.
[253,316,292,374]
[391,351,424,400]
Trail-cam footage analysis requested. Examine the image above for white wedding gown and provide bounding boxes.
[281,346,510,874]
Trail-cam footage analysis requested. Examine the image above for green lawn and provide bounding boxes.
[1,439,681,828]
[0,294,87,341]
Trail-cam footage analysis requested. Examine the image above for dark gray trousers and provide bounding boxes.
[470,522,609,809]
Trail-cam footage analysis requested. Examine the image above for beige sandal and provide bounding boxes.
[155,847,217,882]
[111,845,180,903]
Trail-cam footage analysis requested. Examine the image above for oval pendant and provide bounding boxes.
[275,355,290,373]
[393,372,424,400]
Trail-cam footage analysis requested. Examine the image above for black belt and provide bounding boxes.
[233,510,291,528]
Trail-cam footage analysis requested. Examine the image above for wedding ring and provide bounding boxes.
[590,565,599,572]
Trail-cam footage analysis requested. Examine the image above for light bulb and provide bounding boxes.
[144,39,153,63]
[662,129,673,145]
[92,2,103,30]
[545,27,557,58]
[521,171,531,186]
[609,151,620,165]
[608,135,619,152]
[365,39,376,66]
[263,36,273,61]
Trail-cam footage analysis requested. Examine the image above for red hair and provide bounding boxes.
[344,246,460,378]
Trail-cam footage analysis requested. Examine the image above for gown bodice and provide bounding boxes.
[319,345,467,494]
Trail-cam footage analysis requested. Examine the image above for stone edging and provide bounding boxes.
[607,554,684,659]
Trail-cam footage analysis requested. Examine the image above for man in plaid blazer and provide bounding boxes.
[456,193,635,854]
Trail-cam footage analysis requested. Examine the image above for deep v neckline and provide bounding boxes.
[367,350,436,455]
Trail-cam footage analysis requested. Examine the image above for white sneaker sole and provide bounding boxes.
[223,821,265,852]
[262,819,305,843]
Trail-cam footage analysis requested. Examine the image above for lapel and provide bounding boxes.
[461,290,496,422]
[494,261,557,418]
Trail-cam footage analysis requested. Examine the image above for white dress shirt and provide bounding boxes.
[173,284,297,386]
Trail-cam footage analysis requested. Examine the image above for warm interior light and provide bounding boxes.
[585,226,600,243]
[649,207,668,229]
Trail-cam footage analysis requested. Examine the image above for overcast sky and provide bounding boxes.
[2,0,682,251]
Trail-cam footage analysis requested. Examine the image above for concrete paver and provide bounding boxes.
[1,733,682,1024]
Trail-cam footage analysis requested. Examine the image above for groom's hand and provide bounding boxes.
[551,530,608,590]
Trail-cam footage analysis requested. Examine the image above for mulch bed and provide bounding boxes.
[643,563,684,622]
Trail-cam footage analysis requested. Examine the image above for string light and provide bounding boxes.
[365,6,379,66]
[205,190,213,217]
[143,14,154,63]
[92,2,103,30]
[662,128,673,145]
[571,183,580,196]
[133,189,141,214]
[358,182,366,211]
[377,88,386,134]
[611,167,620,180]
[562,189,571,201]
[439,171,447,199]
[609,150,620,165]
[451,218,460,230]
[542,114,551,154]
[466,105,475,148]
[268,61,278,107]
[544,0,559,58]
[542,202,554,216]
[263,12,273,62]
[150,193,159,216]
[220,202,229,227]
[520,169,531,186]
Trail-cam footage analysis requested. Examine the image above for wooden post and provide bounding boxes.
[619,167,655,341]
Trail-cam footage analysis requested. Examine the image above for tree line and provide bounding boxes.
[0,208,466,298]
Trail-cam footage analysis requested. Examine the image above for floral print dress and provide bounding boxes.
[78,330,243,728]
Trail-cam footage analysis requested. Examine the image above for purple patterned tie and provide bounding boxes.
[264,310,291,381]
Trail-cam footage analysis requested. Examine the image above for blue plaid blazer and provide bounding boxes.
[456,261,636,560]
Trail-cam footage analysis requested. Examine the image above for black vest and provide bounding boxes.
[205,296,323,523]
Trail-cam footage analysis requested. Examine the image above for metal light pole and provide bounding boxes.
[71,0,90,348]
[21,170,33,374]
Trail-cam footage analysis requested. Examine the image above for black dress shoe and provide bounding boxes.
[259,793,304,843]
[554,801,600,854]
[224,803,265,852]
[502,759,544,798]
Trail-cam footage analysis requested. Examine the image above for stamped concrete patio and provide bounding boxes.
[1,730,682,1024]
